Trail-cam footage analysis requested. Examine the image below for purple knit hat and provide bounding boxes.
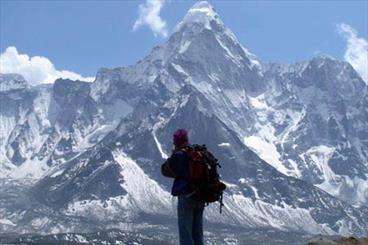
[173,129,189,147]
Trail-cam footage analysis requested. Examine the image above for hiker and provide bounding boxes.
[162,129,205,245]
[161,128,226,245]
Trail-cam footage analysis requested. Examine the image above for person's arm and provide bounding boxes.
[169,151,187,178]
[161,158,176,178]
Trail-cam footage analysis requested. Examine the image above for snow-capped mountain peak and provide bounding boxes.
[163,1,263,89]
[174,1,241,49]
[176,1,219,31]
[173,1,239,49]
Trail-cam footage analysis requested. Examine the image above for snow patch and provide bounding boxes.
[249,185,260,199]
[66,151,173,219]
[113,150,172,214]
[238,178,246,184]
[288,159,302,178]
[248,95,268,110]
[278,109,305,144]
[242,47,263,72]
[206,194,336,235]
[179,41,191,54]
[74,234,88,243]
[0,115,16,176]
[9,157,49,179]
[302,145,337,189]
[171,63,188,76]
[152,116,170,159]
[50,169,64,178]
[152,131,168,159]
[0,219,16,226]
[216,36,242,66]
[244,135,289,176]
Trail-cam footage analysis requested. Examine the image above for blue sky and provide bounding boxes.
[0,0,367,84]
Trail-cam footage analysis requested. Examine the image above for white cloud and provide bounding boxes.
[337,23,368,84]
[0,46,95,86]
[133,0,168,38]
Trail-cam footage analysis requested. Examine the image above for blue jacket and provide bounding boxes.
[169,149,190,196]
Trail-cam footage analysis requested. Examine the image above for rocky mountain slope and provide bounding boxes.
[0,1,367,239]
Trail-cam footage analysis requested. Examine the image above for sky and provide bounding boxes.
[0,0,367,85]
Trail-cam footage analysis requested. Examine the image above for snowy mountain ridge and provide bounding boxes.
[0,73,29,92]
[1,1,368,239]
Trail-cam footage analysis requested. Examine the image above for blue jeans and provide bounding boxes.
[177,194,205,245]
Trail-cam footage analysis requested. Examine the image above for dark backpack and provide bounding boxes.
[182,144,226,213]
